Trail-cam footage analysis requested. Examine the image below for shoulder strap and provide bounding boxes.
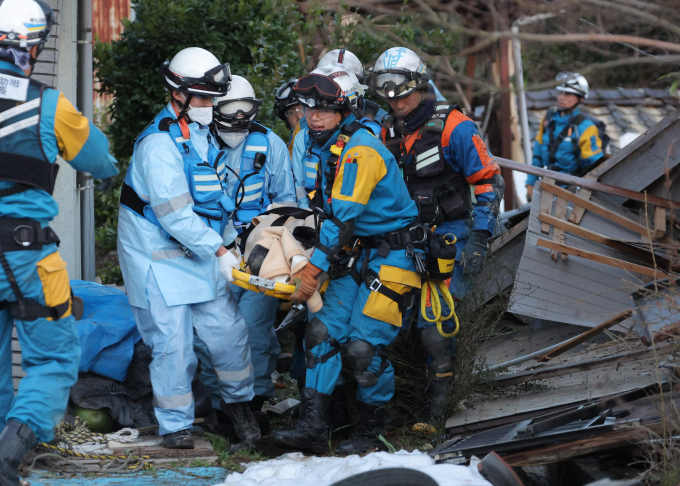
[249,122,269,135]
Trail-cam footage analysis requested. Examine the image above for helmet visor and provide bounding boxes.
[370,70,419,99]
[215,98,260,128]
[165,61,232,95]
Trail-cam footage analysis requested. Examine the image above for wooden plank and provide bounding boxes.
[541,182,667,240]
[490,218,528,253]
[537,213,666,268]
[568,188,591,224]
[534,311,630,359]
[496,157,680,210]
[536,239,669,279]
[655,207,667,239]
[489,344,675,388]
[552,197,568,260]
[502,426,654,466]
[539,177,555,235]
[535,310,633,362]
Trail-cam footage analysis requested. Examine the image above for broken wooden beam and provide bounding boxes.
[536,239,670,279]
[537,213,663,267]
[496,157,680,210]
[535,310,632,362]
[540,182,661,239]
[487,343,675,388]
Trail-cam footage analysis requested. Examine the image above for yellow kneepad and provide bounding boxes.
[36,251,72,320]
[363,265,421,327]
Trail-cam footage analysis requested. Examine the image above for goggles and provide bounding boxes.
[284,107,303,118]
[303,106,340,120]
[295,73,344,109]
[214,98,261,129]
[369,69,428,99]
[276,82,295,101]
[162,61,232,96]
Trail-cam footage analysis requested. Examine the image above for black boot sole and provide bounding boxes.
[269,432,328,454]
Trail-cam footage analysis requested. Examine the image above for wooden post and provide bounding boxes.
[465,37,476,104]
[498,0,517,211]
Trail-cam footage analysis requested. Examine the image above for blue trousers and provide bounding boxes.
[131,271,254,436]
[196,284,280,409]
[0,246,79,443]
[306,248,418,406]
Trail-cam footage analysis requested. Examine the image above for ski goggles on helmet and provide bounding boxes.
[369,69,428,99]
[295,73,345,109]
[162,61,232,96]
[214,98,261,129]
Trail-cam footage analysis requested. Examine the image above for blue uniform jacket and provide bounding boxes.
[528,107,603,186]
[309,114,419,272]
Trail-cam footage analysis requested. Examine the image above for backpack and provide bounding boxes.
[545,107,609,170]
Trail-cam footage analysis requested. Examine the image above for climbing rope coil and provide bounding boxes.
[35,417,151,471]
[421,278,460,338]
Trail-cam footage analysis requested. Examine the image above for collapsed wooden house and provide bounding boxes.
[433,109,680,472]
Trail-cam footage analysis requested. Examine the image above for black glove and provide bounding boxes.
[461,230,491,277]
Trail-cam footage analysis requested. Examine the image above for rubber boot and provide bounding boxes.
[269,387,330,453]
[335,401,387,455]
[250,395,271,437]
[162,428,194,449]
[220,400,262,444]
[0,420,36,486]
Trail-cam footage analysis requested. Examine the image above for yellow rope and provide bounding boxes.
[38,417,151,470]
[420,278,460,338]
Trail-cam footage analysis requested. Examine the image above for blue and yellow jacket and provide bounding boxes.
[309,114,419,272]
[528,107,603,186]
[0,60,118,224]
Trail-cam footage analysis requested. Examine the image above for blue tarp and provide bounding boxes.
[71,280,141,382]
[27,467,228,485]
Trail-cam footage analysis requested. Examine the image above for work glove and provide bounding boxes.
[461,230,491,277]
[289,262,325,303]
[218,250,240,282]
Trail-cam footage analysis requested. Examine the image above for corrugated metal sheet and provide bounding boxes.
[93,0,131,110]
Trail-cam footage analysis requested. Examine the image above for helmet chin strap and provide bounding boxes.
[170,92,193,125]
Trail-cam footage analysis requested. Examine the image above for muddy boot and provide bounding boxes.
[269,387,330,453]
[335,401,387,455]
[220,400,261,444]
[162,428,194,449]
[0,421,36,486]
[250,395,271,436]
[328,386,352,439]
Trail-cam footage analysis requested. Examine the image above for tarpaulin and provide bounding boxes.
[72,280,141,382]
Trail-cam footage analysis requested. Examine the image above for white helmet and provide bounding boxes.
[295,63,364,112]
[161,47,231,97]
[317,49,364,82]
[370,47,429,99]
[0,0,53,49]
[214,75,261,131]
[556,72,589,98]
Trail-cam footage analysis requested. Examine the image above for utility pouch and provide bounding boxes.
[426,233,457,280]
[437,178,472,221]
[35,251,72,321]
[363,265,421,327]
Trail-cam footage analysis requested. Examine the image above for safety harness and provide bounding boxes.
[544,107,609,170]
[0,70,68,321]
[382,103,473,226]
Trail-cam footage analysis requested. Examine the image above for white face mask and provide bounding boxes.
[187,106,213,126]
[219,131,247,148]
[179,93,214,126]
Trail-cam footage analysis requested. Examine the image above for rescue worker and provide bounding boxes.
[526,72,603,200]
[117,48,260,449]
[371,47,504,418]
[291,49,383,209]
[0,0,118,482]
[194,75,295,423]
[274,79,305,155]
[270,63,424,455]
